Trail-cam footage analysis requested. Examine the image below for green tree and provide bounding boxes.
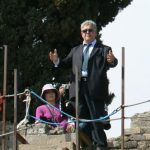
[0,0,133,120]
[0,0,133,92]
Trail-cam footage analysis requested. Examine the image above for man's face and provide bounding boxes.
[81,24,97,43]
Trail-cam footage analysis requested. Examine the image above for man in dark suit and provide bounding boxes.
[49,20,118,149]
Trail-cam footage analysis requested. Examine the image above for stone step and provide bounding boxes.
[131,112,150,128]
[125,127,150,135]
[23,133,76,145]
[131,120,150,128]
[19,142,74,150]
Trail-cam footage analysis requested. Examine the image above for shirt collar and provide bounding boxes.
[83,39,96,46]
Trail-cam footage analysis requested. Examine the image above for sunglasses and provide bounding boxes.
[81,29,94,33]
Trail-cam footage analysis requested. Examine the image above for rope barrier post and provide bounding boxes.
[13,69,17,150]
[75,66,79,150]
[121,47,125,150]
[17,90,32,129]
[2,45,8,150]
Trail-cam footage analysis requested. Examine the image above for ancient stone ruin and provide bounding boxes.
[1,111,150,149]
[108,111,150,150]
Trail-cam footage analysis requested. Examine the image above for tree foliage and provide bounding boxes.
[0,0,133,93]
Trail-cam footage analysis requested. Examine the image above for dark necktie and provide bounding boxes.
[82,44,91,72]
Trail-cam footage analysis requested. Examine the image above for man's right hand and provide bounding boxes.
[59,86,65,96]
[49,49,58,63]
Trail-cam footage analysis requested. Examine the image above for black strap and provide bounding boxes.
[46,105,57,123]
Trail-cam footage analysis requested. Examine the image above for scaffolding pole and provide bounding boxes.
[2,45,8,150]
[121,47,125,150]
[75,66,79,150]
[13,69,17,150]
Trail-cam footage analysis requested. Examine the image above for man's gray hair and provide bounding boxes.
[81,20,97,31]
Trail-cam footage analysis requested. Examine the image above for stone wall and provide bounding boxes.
[19,123,76,150]
[1,111,150,150]
[108,111,150,150]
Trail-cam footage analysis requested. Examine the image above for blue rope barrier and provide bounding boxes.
[29,115,75,125]
[80,109,119,122]
[31,91,75,119]
[31,90,121,123]
[29,115,61,125]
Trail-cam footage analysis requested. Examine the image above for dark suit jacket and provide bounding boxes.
[58,41,118,102]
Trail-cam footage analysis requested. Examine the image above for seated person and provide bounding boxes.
[36,84,73,132]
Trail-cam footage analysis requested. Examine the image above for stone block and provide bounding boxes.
[25,133,76,145]
[131,120,150,128]
[142,128,150,134]
[26,123,64,135]
[144,134,150,140]
[125,128,132,135]
[113,140,121,148]
[124,141,138,148]
[19,142,74,150]
[129,134,145,141]
[124,135,130,142]
[131,112,150,128]
[138,141,150,149]
[131,127,143,134]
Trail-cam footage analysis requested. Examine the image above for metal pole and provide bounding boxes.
[75,66,79,150]
[13,69,17,150]
[121,47,125,150]
[2,45,8,150]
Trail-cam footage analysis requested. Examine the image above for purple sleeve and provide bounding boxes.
[59,117,68,131]
[36,106,44,119]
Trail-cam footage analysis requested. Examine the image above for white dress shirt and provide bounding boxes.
[82,39,96,77]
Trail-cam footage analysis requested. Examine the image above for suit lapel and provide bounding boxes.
[78,44,84,60]
[76,44,84,72]
[89,42,102,59]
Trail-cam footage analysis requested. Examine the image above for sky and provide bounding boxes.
[101,0,150,138]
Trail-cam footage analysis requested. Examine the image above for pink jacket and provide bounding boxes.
[36,104,68,130]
